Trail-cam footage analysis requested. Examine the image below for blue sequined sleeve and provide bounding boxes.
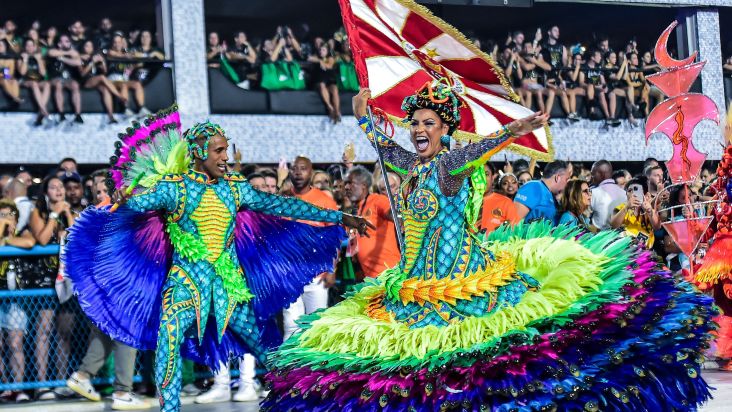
[238,183,343,223]
[125,180,180,213]
[358,115,417,175]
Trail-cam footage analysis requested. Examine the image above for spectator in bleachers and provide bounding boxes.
[626,52,649,119]
[62,172,85,215]
[92,180,109,206]
[25,28,42,52]
[68,21,86,51]
[41,26,57,52]
[374,170,401,198]
[259,168,279,194]
[108,33,150,117]
[279,26,303,60]
[541,25,570,119]
[93,18,114,51]
[261,35,292,63]
[18,38,51,126]
[498,44,522,90]
[565,52,584,121]
[127,27,141,49]
[206,31,223,68]
[507,30,525,50]
[1,20,22,54]
[558,179,593,229]
[582,49,617,127]
[130,30,163,83]
[0,199,34,403]
[79,40,125,123]
[0,41,23,108]
[227,31,257,89]
[48,34,84,124]
[519,41,549,113]
[596,35,611,55]
[641,51,664,112]
[310,43,340,123]
[498,173,519,200]
[604,51,634,126]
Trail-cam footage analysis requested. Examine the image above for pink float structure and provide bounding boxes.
[644,20,720,270]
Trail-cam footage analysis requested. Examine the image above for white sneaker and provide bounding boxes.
[67,372,101,401]
[194,384,230,404]
[181,383,201,397]
[233,381,258,402]
[124,108,135,118]
[111,392,150,410]
[137,107,152,117]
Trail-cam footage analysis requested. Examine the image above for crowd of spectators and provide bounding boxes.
[483,26,667,127]
[206,23,674,126]
[206,25,361,123]
[0,18,163,125]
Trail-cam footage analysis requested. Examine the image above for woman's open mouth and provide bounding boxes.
[415,136,429,152]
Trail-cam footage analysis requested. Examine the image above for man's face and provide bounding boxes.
[236,32,247,45]
[291,159,313,190]
[514,32,524,45]
[591,52,602,64]
[649,169,663,189]
[15,171,32,187]
[484,166,495,189]
[549,26,560,40]
[60,160,77,173]
[101,18,112,32]
[248,177,266,192]
[263,177,278,194]
[344,174,367,203]
[200,135,229,179]
[5,20,16,34]
[65,181,83,206]
[70,21,84,36]
[59,35,72,50]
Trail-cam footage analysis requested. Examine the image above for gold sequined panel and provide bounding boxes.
[190,188,231,264]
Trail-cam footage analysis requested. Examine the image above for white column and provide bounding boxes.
[170,0,210,122]
[694,8,726,156]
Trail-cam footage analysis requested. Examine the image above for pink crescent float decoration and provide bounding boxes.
[645,20,720,268]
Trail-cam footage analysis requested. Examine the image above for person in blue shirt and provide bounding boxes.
[514,160,569,224]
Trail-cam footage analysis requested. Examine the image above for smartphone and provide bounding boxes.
[629,183,644,204]
[232,143,237,154]
[344,142,356,163]
[279,157,287,169]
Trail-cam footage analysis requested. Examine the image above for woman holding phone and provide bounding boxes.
[610,175,660,248]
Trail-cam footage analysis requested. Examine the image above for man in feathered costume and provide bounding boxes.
[64,106,372,412]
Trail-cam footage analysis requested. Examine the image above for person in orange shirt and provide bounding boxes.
[344,166,401,279]
[480,163,519,233]
[282,156,339,338]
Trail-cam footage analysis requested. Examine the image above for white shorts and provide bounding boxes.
[0,303,28,331]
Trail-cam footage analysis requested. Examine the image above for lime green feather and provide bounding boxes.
[214,251,253,303]
[165,221,209,262]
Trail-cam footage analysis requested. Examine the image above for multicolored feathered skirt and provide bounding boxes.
[262,222,717,411]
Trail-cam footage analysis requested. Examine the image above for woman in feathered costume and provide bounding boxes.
[262,83,717,412]
[695,107,732,371]
[64,105,372,412]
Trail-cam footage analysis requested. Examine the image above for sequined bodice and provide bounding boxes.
[397,154,486,280]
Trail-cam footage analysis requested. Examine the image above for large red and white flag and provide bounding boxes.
[338,0,553,160]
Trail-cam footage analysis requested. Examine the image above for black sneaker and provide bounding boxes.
[34,113,45,126]
[610,118,621,127]
[58,113,67,122]
[109,117,119,124]
[74,114,84,124]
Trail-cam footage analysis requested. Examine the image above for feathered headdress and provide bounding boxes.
[401,78,463,135]
[109,104,190,193]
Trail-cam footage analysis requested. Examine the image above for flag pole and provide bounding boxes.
[367,106,404,250]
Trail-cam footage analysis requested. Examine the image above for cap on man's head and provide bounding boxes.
[61,171,82,184]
